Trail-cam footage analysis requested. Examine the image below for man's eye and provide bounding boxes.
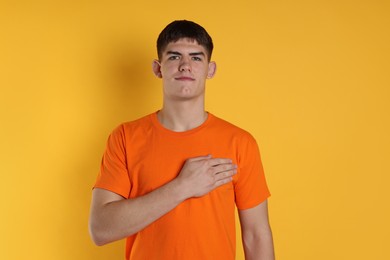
[168,56,179,60]
[192,57,202,61]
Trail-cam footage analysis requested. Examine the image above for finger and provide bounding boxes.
[207,158,233,167]
[187,154,212,162]
[211,163,237,175]
[214,176,233,187]
[214,168,237,181]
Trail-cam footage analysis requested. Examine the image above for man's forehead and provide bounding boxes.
[164,38,206,53]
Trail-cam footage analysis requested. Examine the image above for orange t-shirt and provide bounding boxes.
[94,112,270,260]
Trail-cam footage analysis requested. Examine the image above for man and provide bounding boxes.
[89,20,275,260]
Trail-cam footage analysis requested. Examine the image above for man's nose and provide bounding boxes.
[179,58,191,72]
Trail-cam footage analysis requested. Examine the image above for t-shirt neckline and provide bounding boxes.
[150,111,214,136]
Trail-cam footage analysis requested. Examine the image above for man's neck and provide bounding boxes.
[157,100,207,132]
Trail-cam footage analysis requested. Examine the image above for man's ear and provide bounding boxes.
[207,61,217,79]
[152,59,162,78]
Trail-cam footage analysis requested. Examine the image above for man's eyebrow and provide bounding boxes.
[189,52,205,56]
[166,51,182,56]
[166,51,205,56]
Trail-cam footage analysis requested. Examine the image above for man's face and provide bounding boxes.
[153,38,216,102]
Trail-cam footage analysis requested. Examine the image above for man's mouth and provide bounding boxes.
[175,77,195,81]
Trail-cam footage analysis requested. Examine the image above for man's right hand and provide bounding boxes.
[176,155,237,198]
[89,155,237,245]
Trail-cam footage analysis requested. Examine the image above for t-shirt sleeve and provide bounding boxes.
[94,125,131,198]
[234,133,270,210]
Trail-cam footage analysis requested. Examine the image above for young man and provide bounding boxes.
[89,20,275,260]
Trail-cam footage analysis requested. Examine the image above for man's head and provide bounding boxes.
[157,20,214,62]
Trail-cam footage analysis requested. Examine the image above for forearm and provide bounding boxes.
[89,178,186,245]
[239,201,275,260]
[242,228,275,260]
[89,156,236,246]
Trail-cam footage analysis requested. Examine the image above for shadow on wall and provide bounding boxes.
[103,41,160,121]
[69,41,159,259]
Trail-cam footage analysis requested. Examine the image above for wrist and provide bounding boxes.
[169,177,191,202]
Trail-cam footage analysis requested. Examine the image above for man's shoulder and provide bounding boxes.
[209,113,255,140]
[210,113,249,132]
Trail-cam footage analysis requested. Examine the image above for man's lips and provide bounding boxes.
[175,76,195,81]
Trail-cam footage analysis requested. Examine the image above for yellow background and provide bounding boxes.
[1,1,389,259]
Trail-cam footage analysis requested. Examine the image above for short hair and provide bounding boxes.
[157,20,214,61]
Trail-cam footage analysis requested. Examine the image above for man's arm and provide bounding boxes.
[238,200,275,260]
[89,156,236,246]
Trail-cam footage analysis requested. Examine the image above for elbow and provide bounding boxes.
[89,221,111,246]
[90,235,108,247]
[89,217,135,246]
